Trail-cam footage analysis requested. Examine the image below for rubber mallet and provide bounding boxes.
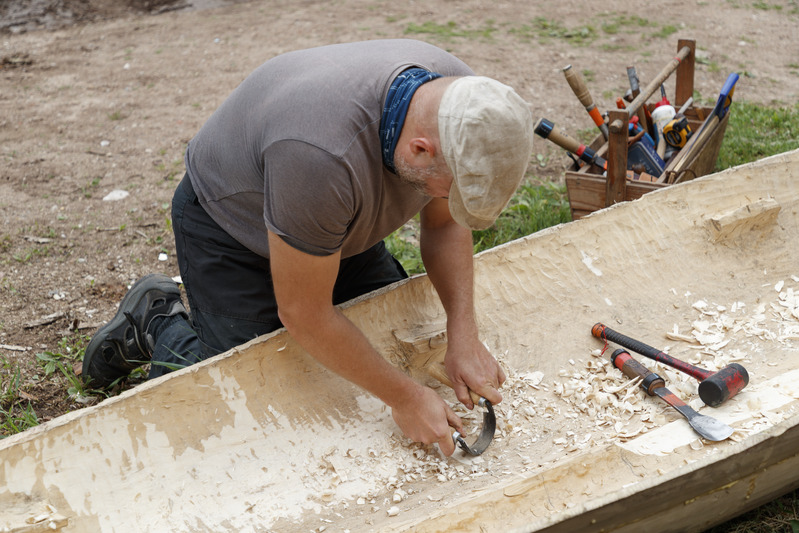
[592,323,749,407]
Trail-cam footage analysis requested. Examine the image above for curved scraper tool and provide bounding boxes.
[426,362,497,455]
[611,349,733,441]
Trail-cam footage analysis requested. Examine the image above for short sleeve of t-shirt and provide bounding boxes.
[263,139,356,256]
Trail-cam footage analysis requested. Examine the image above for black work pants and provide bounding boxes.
[148,174,408,378]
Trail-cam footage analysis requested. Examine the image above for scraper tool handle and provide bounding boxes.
[610,349,665,396]
[426,362,482,406]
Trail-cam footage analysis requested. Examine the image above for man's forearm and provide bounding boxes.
[420,220,479,336]
[284,303,420,408]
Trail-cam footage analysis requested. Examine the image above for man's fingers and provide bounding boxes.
[454,378,502,408]
[497,365,507,387]
[438,432,456,456]
[446,405,463,434]
[475,383,503,406]
[453,382,475,410]
[438,406,462,457]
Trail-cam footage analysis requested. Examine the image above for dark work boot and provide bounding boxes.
[82,274,188,389]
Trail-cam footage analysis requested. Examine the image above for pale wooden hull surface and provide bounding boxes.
[3,150,799,532]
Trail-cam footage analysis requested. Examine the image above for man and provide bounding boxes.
[83,39,534,456]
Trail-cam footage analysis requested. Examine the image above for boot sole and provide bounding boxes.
[82,274,181,387]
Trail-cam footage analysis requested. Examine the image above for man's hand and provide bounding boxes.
[444,335,506,409]
[391,382,463,457]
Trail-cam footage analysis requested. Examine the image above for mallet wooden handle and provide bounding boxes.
[426,362,482,405]
[625,46,692,118]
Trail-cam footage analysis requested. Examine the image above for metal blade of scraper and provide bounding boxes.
[610,349,733,442]
[652,387,733,441]
[452,398,496,455]
[426,362,497,455]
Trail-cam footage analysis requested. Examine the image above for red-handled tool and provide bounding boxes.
[592,323,749,407]
[563,64,609,140]
[611,349,733,441]
[534,118,607,170]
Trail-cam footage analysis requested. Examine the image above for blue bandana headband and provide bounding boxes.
[379,68,442,173]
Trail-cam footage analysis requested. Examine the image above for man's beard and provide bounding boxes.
[394,154,444,196]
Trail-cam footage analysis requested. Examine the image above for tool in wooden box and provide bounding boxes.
[562,64,609,140]
[541,62,682,178]
[663,72,739,183]
[662,97,694,149]
[534,118,658,182]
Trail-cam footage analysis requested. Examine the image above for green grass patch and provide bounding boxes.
[1,357,39,438]
[652,24,678,39]
[36,333,103,401]
[385,224,424,275]
[752,0,783,10]
[387,182,571,275]
[716,101,799,170]
[472,182,570,253]
[509,18,597,46]
[600,14,654,34]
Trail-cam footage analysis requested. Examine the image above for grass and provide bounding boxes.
[404,20,497,42]
[34,333,102,402]
[471,182,570,252]
[508,17,597,46]
[715,101,799,170]
[386,183,571,274]
[398,14,689,48]
[0,356,39,436]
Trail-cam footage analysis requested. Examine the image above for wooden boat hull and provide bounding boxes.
[2,149,799,532]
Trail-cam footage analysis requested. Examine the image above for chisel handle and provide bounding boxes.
[426,362,482,405]
[534,118,607,169]
[610,349,665,396]
[563,65,609,140]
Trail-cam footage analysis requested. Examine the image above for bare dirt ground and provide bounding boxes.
[1,0,797,424]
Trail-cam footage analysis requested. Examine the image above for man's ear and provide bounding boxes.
[409,137,436,158]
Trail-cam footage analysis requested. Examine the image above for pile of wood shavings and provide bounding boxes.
[550,275,799,450]
[549,352,675,447]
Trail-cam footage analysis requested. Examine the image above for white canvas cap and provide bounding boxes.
[438,76,534,230]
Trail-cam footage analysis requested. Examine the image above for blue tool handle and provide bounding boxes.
[713,73,739,119]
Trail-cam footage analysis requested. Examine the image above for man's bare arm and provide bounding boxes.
[267,230,462,455]
[419,198,506,408]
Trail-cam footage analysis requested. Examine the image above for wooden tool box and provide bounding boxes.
[565,39,730,220]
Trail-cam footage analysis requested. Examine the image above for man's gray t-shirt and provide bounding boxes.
[185,39,473,259]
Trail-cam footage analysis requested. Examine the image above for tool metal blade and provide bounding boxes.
[453,398,496,456]
[653,387,733,441]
